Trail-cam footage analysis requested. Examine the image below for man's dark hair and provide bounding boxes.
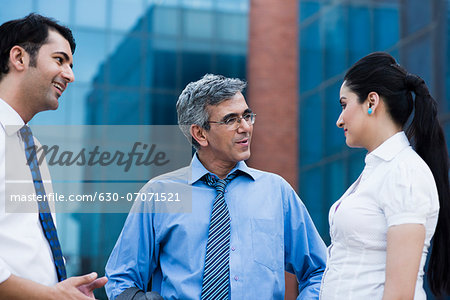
[0,13,76,81]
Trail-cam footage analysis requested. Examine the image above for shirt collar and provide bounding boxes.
[0,98,25,136]
[365,131,410,164]
[188,153,256,184]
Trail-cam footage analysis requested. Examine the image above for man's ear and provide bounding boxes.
[9,46,28,72]
[190,124,208,147]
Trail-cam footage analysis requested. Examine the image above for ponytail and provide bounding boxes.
[405,73,450,296]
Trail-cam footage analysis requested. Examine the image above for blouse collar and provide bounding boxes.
[365,131,410,165]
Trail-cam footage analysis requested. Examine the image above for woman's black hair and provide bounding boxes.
[344,51,450,297]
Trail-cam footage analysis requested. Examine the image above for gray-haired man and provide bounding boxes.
[105,74,327,299]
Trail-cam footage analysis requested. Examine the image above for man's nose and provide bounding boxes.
[61,65,75,83]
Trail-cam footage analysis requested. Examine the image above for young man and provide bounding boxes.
[0,14,107,299]
[105,74,327,300]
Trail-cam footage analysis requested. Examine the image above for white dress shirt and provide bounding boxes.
[0,98,58,285]
[320,132,439,300]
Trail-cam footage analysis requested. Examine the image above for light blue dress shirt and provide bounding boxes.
[105,154,327,299]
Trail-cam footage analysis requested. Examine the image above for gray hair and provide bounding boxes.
[176,74,247,149]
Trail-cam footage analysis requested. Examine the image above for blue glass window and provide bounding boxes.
[323,5,347,78]
[215,54,246,79]
[299,20,323,92]
[325,160,346,207]
[37,0,70,24]
[111,0,145,32]
[72,31,107,84]
[75,0,107,29]
[217,13,247,42]
[150,93,179,125]
[348,150,365,183]
[299,0,321,21]
[152,6,179,36]
[374,7,399,50]
[324,81,345,155]
[299,167,326,237]
[108,35,145,88]
[299,93,323,166]
[106,89,142,125]
[348,5,371,63]
[217,0,248,12]
[404,0,430,36]
[403,34,432,90]
[184,10,213,39]
[151,50,178,89]
[0,0,33,24]
[181,51,212,88]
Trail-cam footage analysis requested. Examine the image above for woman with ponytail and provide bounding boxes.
[319,52,450,299]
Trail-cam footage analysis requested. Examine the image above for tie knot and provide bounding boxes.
[19,125,33,141]
[202,170,240,193]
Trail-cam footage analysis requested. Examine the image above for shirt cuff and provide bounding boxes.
[0,267,11,284]
[387,212,426,227]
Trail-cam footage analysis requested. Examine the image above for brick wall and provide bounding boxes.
[247,0,299,190]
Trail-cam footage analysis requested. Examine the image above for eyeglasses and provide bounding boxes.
[207,113,256,130]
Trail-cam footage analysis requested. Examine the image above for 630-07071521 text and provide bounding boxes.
[9,192,181,202]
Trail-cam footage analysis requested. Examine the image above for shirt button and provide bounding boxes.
[231,246,236,251]
[234,276,239,281]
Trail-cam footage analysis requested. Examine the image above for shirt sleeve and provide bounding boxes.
[105,184,158,300]
[282,180,327,300]
[0,257,12,284]
[0,133,11,285]
[379,160,438,227]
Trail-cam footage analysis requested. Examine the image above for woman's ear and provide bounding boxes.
[367,91,380,114]
[190,124,208,148]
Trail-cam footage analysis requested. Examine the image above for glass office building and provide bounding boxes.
[0,0,449,299]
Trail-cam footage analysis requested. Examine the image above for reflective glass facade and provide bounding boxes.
[1,0,450,299]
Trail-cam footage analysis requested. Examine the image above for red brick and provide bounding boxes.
[247,0,299,190]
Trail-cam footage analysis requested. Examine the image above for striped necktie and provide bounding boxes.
[19,125,67,281]
[201,170,240,300]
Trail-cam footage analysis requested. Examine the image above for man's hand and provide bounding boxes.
[52,272,107,299]
[0,272,106,300]
[77,273,108,297]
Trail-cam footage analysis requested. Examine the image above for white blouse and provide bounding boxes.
[320,132,439,300]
